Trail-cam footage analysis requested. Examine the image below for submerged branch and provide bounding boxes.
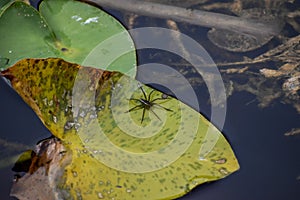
[87,0,281,39]
[284,128,300,136]
[0,138,31,151]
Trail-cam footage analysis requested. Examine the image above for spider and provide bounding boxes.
[125,86,173,123]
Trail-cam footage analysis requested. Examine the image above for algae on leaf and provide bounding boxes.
[0,0,136,76]
[1,58,239,200]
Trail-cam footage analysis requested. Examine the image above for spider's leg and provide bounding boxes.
[151,97,170,103]
[141,107,146,123]
[125,105,143,113]
[149,108,162,121]
[139,86,148,100]
[153,103,173,112]
[148,89,156,101]
[128,98,141,102]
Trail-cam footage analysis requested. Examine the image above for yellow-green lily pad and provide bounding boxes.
[1,58,239,199]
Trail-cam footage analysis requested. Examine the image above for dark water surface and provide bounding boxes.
[1,1,300,199]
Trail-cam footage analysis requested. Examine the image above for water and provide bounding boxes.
[0,77,51,200]
[1,1,300,199]
[177,91,300,200]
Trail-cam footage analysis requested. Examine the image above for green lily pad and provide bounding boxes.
[1,58,239,199]
[0,0,136,76]
[0,0,13,14]
[0,1,57,68]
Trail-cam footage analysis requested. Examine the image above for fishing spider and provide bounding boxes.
[126,86,173,123]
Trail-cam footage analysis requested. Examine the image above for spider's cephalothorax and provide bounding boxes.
[126,86,172,123]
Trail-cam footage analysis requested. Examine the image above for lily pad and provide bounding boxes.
[0,0,136,76]
[2,58,239,199]
[0,0,13,14]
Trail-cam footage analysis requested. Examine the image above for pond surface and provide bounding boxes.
[1,0,300,199]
